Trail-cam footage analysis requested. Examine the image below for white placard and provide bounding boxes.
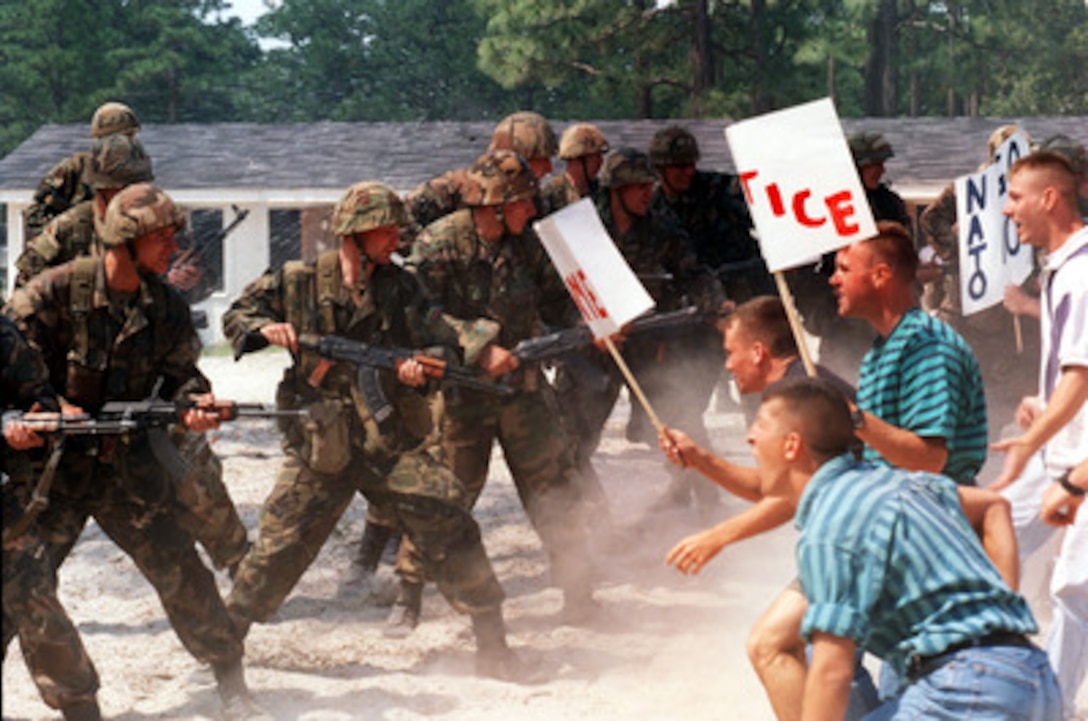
[954,130,1033,315]
[725,97,877,272]
[533,198,654,338]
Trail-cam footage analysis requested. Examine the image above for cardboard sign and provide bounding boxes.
[533,198,654,338]
[954,130,1033,315]
[725,97,877,272]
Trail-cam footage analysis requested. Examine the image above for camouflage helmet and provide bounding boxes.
[648,126,700,166]
[461,150,539,206]
[1038,134,1086,176]
[987,125,1023,161]
[86,134,153,190]
[332,181,408,236]
[90,101,141,139]
[101,183,186,247]
[599,148,657,189]
[488,111,558,160]
[558,123,610,160]
[848,131,894,167]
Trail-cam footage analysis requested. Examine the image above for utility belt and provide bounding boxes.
[906,631,1033,681]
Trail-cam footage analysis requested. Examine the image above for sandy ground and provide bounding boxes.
[3,347,1085,720]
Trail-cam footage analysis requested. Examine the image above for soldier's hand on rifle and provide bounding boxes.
[477,343,519,378]
[396,358,427,388]
[182,393,222,432]
[3,404,45,450]
[166,258,203,292]
[260,322,299,354]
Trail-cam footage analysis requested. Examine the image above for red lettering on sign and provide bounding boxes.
[565,270,608,322]
[825,190,859,235]
[739,170,758,204]
[767,183,786,217]
[741,172,862,238]
[792,189,823,228]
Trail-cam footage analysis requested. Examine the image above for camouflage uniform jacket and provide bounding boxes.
[405,167,471,229]
[409,209,577,380]
[22,152,94,240]
[541,174,598,216]
[222,250,497,457]
[867,183,911,230]
[595,194,725,313]
[650,170,772,302]
[921,183,958,266]
[0,314,59,416]
[14,201,102,289]
[5,258,208,414]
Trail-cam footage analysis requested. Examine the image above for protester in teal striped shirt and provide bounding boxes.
[832,220,988,485]
[754,377,1059,721]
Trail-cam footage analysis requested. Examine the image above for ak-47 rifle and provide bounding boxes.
[1,399,303,547]
[296,333,513,426]
[174,205,251,328]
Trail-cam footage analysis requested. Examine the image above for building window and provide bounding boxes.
[183,208,226,292]
[270,209,302,268]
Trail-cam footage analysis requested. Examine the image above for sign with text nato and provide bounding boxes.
[534,198,654,338]
[725,97,877,272]
[954,129,1033,316]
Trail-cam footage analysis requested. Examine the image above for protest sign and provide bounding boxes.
[954,129,1033,315]
[725,97,876,272]
[533,197,654,338]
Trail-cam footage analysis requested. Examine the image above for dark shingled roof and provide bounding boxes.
[2,118,1085,197]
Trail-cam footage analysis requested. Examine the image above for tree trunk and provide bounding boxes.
[864,0,899,116]
[690,0,714,116]
[750,0,770,113]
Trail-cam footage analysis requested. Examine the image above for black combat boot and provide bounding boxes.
[61,699,102,721]
[213,659,271,721]
[354,521,395,575]
[382,579,423,638]
[471,608,543,684]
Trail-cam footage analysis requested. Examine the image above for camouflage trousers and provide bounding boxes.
[412,384,592,597]
[5,441,244,670]
[2,486,99,711]
[171,429,250,571]
[227,445,505,624]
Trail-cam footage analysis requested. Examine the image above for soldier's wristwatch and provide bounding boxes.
[1058,469,1086,497]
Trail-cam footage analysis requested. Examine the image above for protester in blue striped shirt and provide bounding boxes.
[755,377,1059,721]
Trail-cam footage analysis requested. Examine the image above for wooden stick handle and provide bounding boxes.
[602,335,665,432]
[774,272,818,378]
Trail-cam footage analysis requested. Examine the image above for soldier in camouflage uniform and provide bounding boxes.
[578,147,727,513]
[22,102,142,240]
[1,314,102,721]
[222,182,533,681]
[541,122,610,213]
[408,150,596,626]
[405,111,558,228]
[4,184,265,720]
[13,134,251,578]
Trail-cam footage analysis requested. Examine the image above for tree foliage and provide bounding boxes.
[1,0,1085,158]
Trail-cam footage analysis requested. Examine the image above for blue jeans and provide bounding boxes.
[863,645,1062,721]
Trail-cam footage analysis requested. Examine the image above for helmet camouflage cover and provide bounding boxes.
[461,150,539,206]
[86,134,153,190]
[90,101,141,139]
[488,111,558,160]
[558,123,610,160]
[598,147,657,189]
[1039,134,1086,176]
[848,131,894,166]
[332,181,409,236]
[648,126,700,166]
[101,183,186,247]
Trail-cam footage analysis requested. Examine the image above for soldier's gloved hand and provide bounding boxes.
[260,322,299,354]
[477,344,518,378]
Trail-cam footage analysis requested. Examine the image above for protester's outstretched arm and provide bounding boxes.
[957,486,1020,590]
[659,426,762,502]
[666,496,795,575]
[852,408,948,473]
[803,633,856,721]
[991,366,1088,490]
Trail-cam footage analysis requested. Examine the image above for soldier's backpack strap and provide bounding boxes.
[69,256,97,361]
[315,250,341,335]
[282,259,315,336]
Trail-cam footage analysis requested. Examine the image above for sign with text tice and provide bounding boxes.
[725,97,877,272]
[534,198,654,338]
[954,129,1033,316]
